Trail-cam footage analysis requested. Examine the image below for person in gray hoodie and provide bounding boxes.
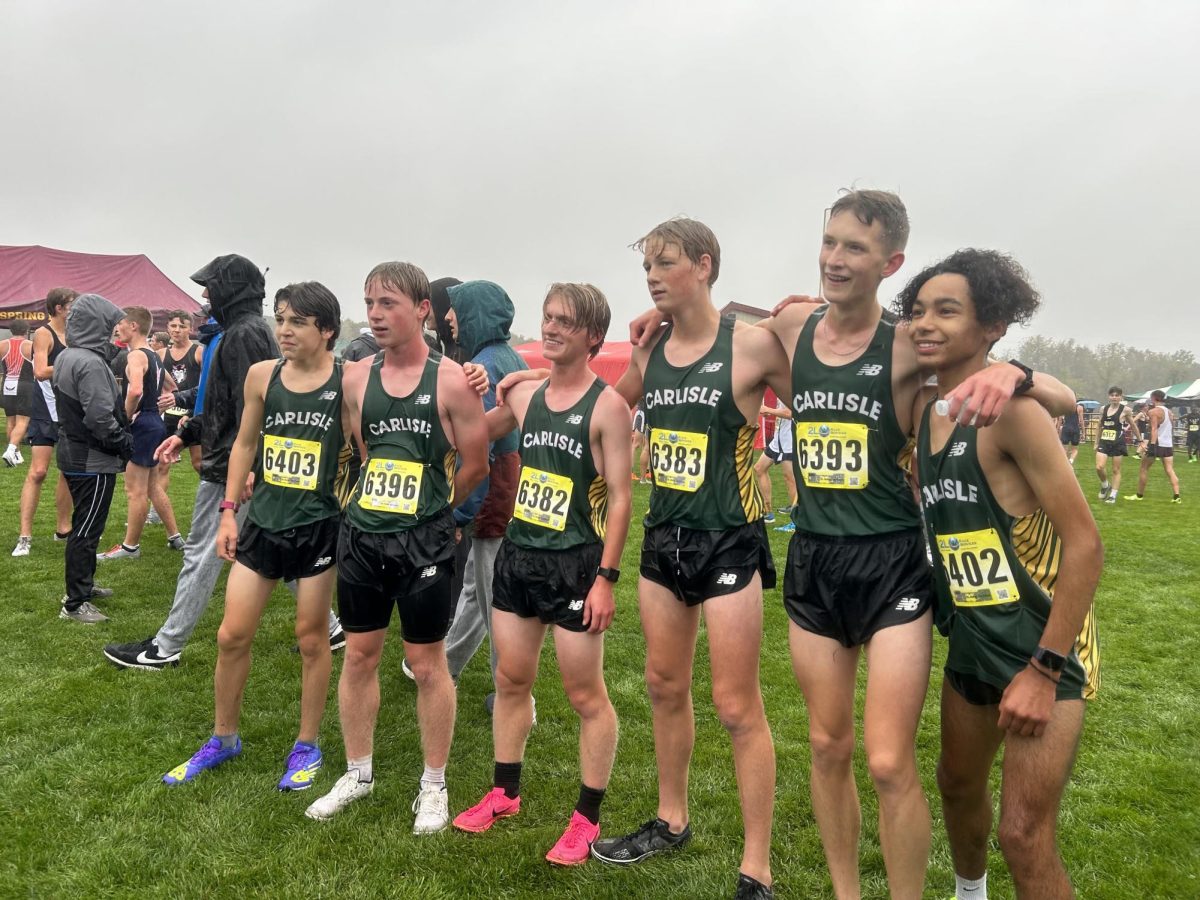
[52,294,132,623]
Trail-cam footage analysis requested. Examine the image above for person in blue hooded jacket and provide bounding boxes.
[441,280,528,690]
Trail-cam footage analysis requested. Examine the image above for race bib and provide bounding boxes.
[165,406,190,418]
[1189,424,1198,433]
[358,457,423,515]
[262,435,320,490]
[935,528,1020,607]
[513,466,573,531]
[649,428,707,492]
[795,422,868,489]
[1100,428,1117,442]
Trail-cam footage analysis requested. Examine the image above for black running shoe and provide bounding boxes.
[734,874,774,899]
[590,818,691,864]
[103,636,180,670]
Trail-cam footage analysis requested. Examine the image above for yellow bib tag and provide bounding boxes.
[1100,428,1117,442]
[513,466,574,531]
[262,434,321,491]
[165,406,189,418]
[935,528,1020,606]
[358,458,423,515]
[649,428,707,492]
[795,422,869,489]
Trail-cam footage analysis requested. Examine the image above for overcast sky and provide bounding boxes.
[3,1,1197,355]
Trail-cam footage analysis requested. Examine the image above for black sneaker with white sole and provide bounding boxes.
[734,873,775,899]
[103,636,181,670]
[591,818,692,864]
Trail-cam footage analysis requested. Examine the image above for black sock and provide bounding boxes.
[575,783,606,825]
[494,761,522,799]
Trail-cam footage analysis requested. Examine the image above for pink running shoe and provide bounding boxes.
[452,786,521,833]
[545,810,600,866]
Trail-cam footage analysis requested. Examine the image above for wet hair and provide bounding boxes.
[274,282,342,351]
[8,319,29,336]
[544,283,611,359]
[167,309,194,327]
[1151,390,1166,403]
[45,287,78,317]
[123,306,153,336]
[151,331,170,349]
[633,218,721,286]
[1108,386,1123,396]
[895,249,1040,330]
[829,189,910,253]
[365,261,431,304]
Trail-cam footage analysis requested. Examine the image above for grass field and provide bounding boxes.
[1,442,1197,899]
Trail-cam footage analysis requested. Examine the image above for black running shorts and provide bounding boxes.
[944,666,1083,705]
[1059,426,1080,446]
[26,415,58,446]
[492,539,603,632]
[1095,439,1126,457]
[335,512,456,642]
[236,515,339,583]
[1147,445,1173,459]
[129,413,165,468]
[640,519,776,607]
[784,527,933,648]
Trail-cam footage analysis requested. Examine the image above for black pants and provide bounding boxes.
[64,473,116,611]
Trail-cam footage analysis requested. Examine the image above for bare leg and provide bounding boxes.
[9,414,28,446]
[339,629,387,760]
[18,444,53,535]
[782,461,797,506]
[121,463,151,547]
[213,563,276,735]
[294,569,335,743]
[998,700,1085,899]
[753,454,773,509]
[492,610,546,764]
[705,578,775,886]
[406,638,457,769]
[790,622,862,899]
[1135,456,1153,495]
[639,577,701,832]
[1109,455,1123,495]
[1162,457,1181,494]
[862,615,933,900]
[149,464,180,534]
[555,625,618,790]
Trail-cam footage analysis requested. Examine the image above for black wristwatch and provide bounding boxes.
[596,566,621,584]
[1032,646,1067,673]
[1008,359,1035,396]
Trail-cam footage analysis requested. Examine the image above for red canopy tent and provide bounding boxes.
[0,245,202,333]
[513,339,633,386]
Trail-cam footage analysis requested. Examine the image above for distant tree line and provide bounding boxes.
[1000,336,1197,399]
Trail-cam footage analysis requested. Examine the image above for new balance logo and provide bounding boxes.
[857,364,883,376]
[320,391,338,400]
[313,556,332,568]
[568,599,584,611]
[948,441,967,457]
[895,597,922,612]
[698,362,723,374]
[415,394,432,405]
[420,566,438,579]
[566,414,583,425]
[715,572,738,586]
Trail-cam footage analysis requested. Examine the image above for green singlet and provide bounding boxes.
[508,378,608,551]
[345,350,455,533]
[916,401,1100,699]
[641,315,762,530]
[248,360,345,532]
[789,309,920,537]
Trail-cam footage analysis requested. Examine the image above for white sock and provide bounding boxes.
[956,872,987,899]
[421,764,446,788]
[348,755,373,782]
[4,444,14,454]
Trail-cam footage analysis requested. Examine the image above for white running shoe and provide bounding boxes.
[97,543,141,560]
[12,536,31,557]
[146,508,162,526]
[1098,484,1110,500]
[305,770,373,821]
[412,782,450,834]
[14,449,23,465]
[2,446,19,467]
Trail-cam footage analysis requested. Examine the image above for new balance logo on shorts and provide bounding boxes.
[320,391,338,400]
[948,441,967,457]
[566,414,583,425]
[698,362,723,374]
[569,599,584,611]
[313,556,332,568]
[895,597,921,612]
[715,572,738,586]
[420,566,438,579]
[857,363,883,376]
[415,393,431,405]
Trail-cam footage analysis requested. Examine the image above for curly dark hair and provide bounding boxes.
[894,248,1040,328]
